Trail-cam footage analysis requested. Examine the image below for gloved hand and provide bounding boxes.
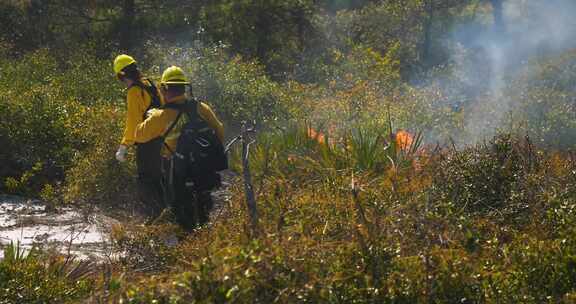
[115,145,128,162]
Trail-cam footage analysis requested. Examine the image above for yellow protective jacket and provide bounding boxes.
[120,78,165,146]
[134,95,225,157]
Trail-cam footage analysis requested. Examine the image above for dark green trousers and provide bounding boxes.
[136,137,166,218]
[172,170,220,231]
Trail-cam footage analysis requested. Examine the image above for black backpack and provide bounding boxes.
[131,78,162,119]
[163,99,228,179]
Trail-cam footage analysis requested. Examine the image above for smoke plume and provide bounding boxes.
[449,0,576,145]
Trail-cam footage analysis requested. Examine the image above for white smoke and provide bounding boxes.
[448,0,576,144]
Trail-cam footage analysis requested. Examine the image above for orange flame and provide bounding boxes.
[307,127,326,145]
[395,129,413,151]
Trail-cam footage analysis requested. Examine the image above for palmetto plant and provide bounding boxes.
[238,117,424,184]
[0,242,94,303]
[2,241,32,264]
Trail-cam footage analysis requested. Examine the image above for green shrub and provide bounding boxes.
[111,224,180,272]
[0,47,135,203]
[0,90,79,194]
[62,105,138,207]
[479,51,576,150]
[0,48,125,196]
[152,45,293,126]
[0,242,94,303]
[432,135,539,216]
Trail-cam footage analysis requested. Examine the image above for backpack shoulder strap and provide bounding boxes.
[147,79,162,108]
[160,108,183,156]
[185,98,200,121]
[131,78,162,109]
[162,110,183,139]
[163,98,200,120]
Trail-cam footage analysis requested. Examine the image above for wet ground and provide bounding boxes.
[0,172,234,260]
[0,195,119,260]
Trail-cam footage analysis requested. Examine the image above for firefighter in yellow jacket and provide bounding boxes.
[113,54,166,217]
[135,66,224,228]
[134,66,224,153]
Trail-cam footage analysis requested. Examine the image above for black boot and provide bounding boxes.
[196,191,213,225]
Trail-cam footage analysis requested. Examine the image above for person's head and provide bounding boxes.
[113,54,141,87]
[160,66,190,99]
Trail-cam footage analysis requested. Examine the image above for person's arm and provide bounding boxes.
[121,87,148,146]
[197,102,224,143]
[135,110,169,144]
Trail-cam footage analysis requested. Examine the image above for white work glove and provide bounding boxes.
[115,145,128,162]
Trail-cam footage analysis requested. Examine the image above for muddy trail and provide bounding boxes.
[0,174,233,260]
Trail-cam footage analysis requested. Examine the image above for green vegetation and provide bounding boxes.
[1,0,576,303]
[0,243,94,303]
[107,132,576,303]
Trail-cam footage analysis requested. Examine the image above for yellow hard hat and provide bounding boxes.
[113,54,136,75]
[161,66,190,85]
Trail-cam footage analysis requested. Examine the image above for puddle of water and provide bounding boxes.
[0,195,116,260]
[0,175,233,260]
[0,214,18,228]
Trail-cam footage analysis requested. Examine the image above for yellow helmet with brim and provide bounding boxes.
[161,66,190,85]
[113,54,136,75]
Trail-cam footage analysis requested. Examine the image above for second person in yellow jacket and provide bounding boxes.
[134,67,224,155]
[134,66,224,229]
[113,54,166,218]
